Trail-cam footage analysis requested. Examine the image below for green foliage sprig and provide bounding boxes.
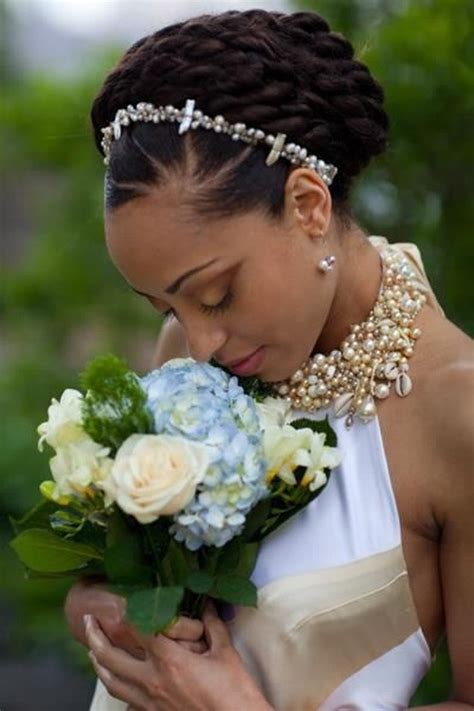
[79,354,153,454]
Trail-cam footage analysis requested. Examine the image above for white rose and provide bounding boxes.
[49,438,113,498]
[103,433,210,524]
[38,389,85,451]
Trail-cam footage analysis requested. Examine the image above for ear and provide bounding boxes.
[284,168,332,237]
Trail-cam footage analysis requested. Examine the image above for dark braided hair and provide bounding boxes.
[91,10,389,222]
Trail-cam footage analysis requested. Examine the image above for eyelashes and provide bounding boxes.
[199,290,234,316]
[163,290,235,322]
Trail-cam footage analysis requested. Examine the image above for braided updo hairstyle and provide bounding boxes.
[91,10,389,223]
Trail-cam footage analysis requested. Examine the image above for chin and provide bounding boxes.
[259,364,296,384]
[254,346,308,384]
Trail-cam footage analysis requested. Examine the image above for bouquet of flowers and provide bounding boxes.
[9,355,340,634]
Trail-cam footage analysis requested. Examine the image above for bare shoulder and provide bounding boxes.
[421,316,473,442]
[152,317,189,367]
[416,311,473,517]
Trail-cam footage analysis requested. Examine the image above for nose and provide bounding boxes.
[185,320,227,363]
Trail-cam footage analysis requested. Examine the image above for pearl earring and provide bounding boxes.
[318,255,336,273]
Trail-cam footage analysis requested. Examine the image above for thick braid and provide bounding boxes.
[91,9,388,207]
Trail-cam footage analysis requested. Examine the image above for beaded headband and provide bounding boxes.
[100,98,338,185]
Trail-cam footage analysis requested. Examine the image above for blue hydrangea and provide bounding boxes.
[140,358,268,550]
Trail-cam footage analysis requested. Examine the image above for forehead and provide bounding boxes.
[104,186,279,293]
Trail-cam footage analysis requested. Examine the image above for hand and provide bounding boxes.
[84,600,273,711]
[65,578,207,658]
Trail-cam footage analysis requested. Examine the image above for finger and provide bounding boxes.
[98,616,147,659]
[177,639,208,654]
[202,600,233,652]
[85,615,148,685]
[65,579,125,646]
[89,651,149,711]
[162,615,205,642]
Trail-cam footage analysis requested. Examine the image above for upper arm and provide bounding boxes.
[152,317,189,367]
[433,361,474,702]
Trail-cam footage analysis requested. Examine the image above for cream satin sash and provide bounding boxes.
[228,545,421,710]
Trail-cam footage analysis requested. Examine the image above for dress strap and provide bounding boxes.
[368,235,446,318]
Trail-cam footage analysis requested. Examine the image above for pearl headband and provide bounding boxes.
[100,98,338,185]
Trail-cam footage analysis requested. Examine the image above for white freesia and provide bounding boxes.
[102,433,210,524]
[38,389,85,451]
[256,396,341,490]
[255,396,293,428]
[298,432,342,491]
[260,423,315,485]
[49,438,113,499]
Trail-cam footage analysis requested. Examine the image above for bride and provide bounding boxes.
[64,9,473,710]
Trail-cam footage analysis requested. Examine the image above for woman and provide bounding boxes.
[64,9,474,710]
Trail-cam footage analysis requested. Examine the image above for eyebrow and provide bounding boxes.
[130,257,220,299]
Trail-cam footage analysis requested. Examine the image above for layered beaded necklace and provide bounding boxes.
[267,244,428,428]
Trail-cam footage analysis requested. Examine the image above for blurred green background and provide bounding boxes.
[1,0,472,707]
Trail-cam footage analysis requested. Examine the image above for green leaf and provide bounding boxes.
[10,528,102,573]
[185,570,214,594]
[9,499,59,535]
[125,586,185,635]
[212,575,258,607]
[215,540,259,578]
[142,518,172,566]
[105,507,135,547]
[159,539,196,586]
[241,498,271,542]
[104,537,152,586]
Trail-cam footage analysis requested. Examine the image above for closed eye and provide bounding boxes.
[163,290,234,322]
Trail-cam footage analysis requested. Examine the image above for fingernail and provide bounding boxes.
[83,614,92,631]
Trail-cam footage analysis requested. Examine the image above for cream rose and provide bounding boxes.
[103,433,210,524]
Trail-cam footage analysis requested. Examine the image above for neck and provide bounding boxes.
[313,230,383,355]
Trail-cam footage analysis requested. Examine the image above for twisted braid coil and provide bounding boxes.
[91,9,388,211]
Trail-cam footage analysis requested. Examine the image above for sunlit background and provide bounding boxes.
[1,0,472,708]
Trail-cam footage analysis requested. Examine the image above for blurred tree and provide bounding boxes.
[0,36,161,684]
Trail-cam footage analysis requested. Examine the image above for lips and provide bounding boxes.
[227,349,260,367]
[224,346,266,376]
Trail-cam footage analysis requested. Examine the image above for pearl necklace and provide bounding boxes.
[272,245,428,428]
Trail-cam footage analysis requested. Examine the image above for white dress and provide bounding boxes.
[90,237,443,711]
